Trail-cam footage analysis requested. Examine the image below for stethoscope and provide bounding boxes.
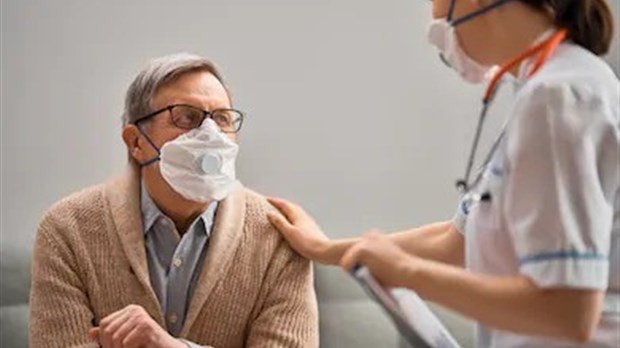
[453,29,569,206]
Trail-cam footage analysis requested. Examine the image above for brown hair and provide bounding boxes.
[519,0,615,56]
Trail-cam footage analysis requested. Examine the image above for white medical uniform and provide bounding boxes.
[453,39,620,347]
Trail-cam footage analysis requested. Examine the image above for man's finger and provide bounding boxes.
[88,327,100,340]
[107,308,133,333]
[121,324,148,348]
[101,309,132,346]
[99,307,127,328]
[111,316,139,348]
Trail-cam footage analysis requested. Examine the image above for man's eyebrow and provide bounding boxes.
[167,96,231,110]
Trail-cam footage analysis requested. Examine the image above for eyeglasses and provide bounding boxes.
[134,104,245,133]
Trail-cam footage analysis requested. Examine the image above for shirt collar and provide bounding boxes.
[140,182,218,236]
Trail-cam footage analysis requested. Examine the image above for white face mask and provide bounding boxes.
[156,118,240,202]
[427,19,497,84]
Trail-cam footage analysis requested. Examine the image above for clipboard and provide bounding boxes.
[351,266,461,348]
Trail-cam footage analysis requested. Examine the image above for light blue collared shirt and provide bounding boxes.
[141,183,218,344]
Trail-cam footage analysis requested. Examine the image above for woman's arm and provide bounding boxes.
[413,258,602,342]
[390,221,464,266]
[340,232,604,343]
[267,198,464,266]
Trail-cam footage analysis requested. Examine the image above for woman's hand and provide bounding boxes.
[340,230,419,289]
[267,197,333,264]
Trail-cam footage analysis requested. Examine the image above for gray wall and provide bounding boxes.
[1,0,618,347]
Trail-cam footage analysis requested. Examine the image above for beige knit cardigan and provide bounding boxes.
[29,167,319,348]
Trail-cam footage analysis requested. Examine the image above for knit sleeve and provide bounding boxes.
[245,238,319,348]
[29,213,98,348]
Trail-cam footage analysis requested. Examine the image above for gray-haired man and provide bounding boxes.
[29,53,318,348]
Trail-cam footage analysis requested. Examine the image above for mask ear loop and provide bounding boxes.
[436,0,458,68]
[450,0,518,26]
[447,0,457,22]
[135,125,162,167]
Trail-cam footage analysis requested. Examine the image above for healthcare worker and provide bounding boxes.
[267,0,620,346]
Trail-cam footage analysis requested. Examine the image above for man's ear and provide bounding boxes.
[122,124,146,162]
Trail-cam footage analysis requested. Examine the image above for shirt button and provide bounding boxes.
[168,313,178,324]
[173,258,183,268]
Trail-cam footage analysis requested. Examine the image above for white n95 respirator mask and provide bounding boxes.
[140,118,240,202]
[427,19,496,84]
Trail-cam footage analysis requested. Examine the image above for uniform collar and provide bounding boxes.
[516,28,557,82]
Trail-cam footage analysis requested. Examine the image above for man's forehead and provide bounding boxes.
[153,71,231,108]
[160,71,225,94]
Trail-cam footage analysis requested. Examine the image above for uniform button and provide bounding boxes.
[168,313,178,324]
[172,258,183,268]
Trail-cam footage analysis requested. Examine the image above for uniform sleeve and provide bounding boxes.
[503,82,619,290]
[452,200,468,235]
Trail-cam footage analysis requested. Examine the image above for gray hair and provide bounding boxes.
[122,53,227,126]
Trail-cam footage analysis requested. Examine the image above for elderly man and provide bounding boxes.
[29,53,318,348]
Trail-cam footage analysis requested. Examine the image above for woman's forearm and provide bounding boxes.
[390,221,464,266]
[322,221,463,266]
[320,238,358,265]
[405,258,603,342]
